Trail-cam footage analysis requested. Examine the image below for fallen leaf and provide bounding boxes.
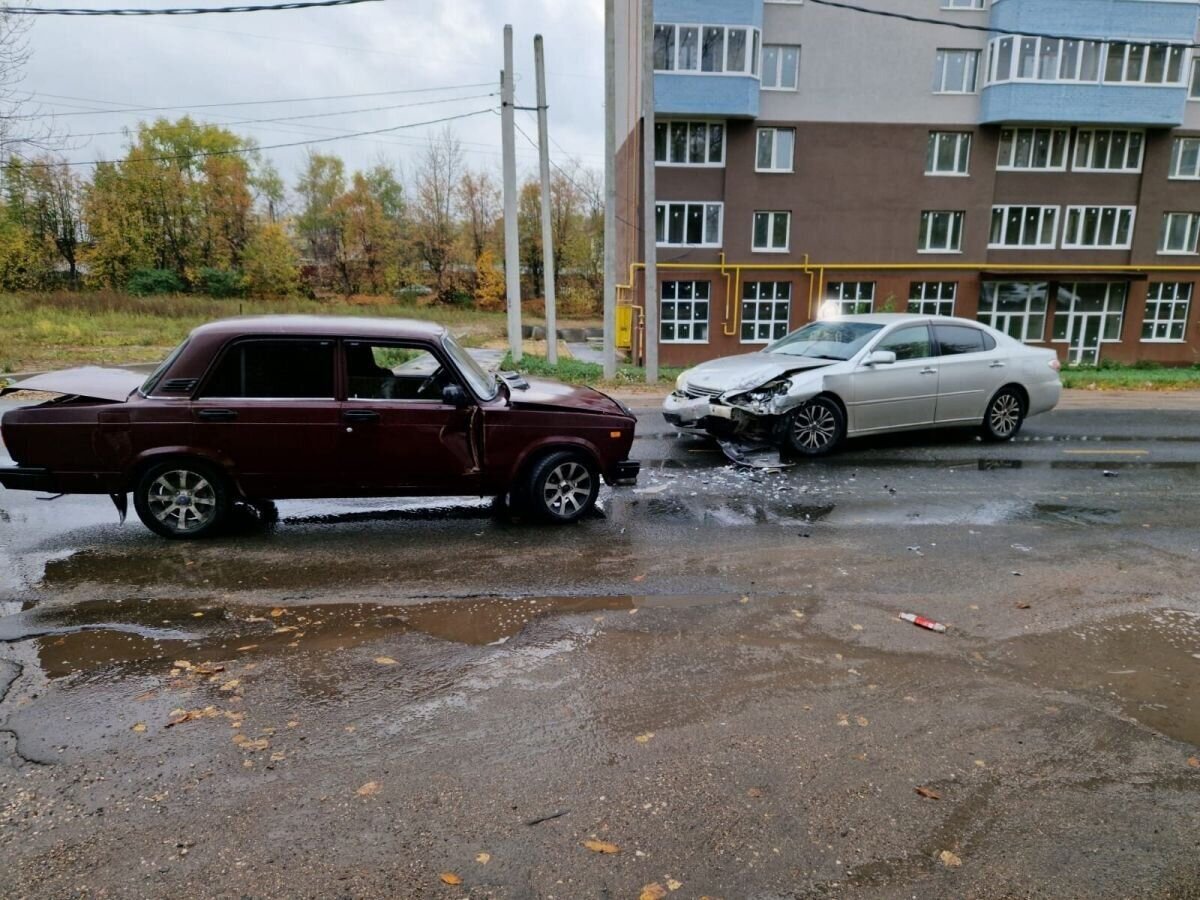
[632,574,646,582]
[666,879,683,892]
[231,735,269,751]
[439,873,462,886]
[974,759,986,768]
[792,610,805,619]
[582,839,619,854]
[1187,756,1200,768]
[856,716,869,727]
[131,722,147,733]
[475,852,491,864]
[287,720,299,728]
[192,611,204,618]
[938,850,962,868]
[133,689,157,702]
[219,679,241,692]
[273,625,298,634]
[270,752,285,762]
[374,657,398,666]
[172,660,193,670]
[739,596,750,604]
[270,608,286,617]
[915,786,941,800]
[356,781,381,797]
[851,623,863,631]
[193,663,224,675]
[639,884,667,900]
[747,787,763,798]
[165,706,222,727]
[1015,601,1032,610]
[837,715,850,727]
[634,732,655,744]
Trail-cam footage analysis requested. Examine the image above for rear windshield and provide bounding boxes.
[141,339,190,395]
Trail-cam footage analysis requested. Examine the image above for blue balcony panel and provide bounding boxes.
[655,73,760,118]
[655,0,761,28]
[989,0,1199,43]
[980,82,1187,127]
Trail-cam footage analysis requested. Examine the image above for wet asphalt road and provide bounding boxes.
[1,400,1200,899]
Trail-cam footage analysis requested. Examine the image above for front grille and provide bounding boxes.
[684,384,724,400]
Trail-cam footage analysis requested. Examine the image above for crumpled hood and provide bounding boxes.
[1,366,143,402]
[683,353,833,395]
[509,377,626,415]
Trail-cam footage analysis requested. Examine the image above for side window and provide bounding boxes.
[934,324,988,356]
[877,325,933,361]
[200,340,335,398]
[345,342,453,401]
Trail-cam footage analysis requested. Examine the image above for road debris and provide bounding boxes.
[639,884,667,900]
[524,809,569,826]
[356,781,382,797]
[899,613,947,634]
[1015,601,1032,610]
[439,872,462,885]
[938,850,963,868]
[914,786,941,800]
[582,839,620,854]
[717,438,792,470]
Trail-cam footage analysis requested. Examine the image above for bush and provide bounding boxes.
[197,267,244,299]
[127,268,185,296]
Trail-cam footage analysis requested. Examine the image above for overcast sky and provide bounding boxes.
[21,0,606,192]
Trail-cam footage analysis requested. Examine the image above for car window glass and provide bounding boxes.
[934,325,987,356]
[346,342,451,401]
[201,340,334,398]
[877,325,932,361]
[767,321,883,360]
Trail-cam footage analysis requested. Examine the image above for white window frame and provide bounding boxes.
[655,120,726,168]
[1191,58,1200,100]
[660,280,712,344]
[1062,206,1136,250]
[824,282,875,316]
[985,36,1184,86]
[1052,283,1128,347]
[996,127,1069,172]
[933,49,979,94]
[761,44,800,91]
[1103,41,1187,86]
[926,131,971,176]
[752,210,791,253]
[989,205,1060,250]
[1142,283,1192,342]
[978,282,1049,343]
[1073,129,1144,173]
[918,210,965,254]
[741,281,792,344]
[1169,137,1200,180]
[1159,212,1200,255]
[655,201,724,248]
[941,0,984,8]
[652,23,760,77]
[908,282,957,317]
[755,127,795,173]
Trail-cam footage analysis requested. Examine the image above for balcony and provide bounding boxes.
[655,73,760,118]
[989,0,1200,43]
[980,82,1187,127]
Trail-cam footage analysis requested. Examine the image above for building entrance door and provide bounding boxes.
[1067,314,1104,366]
[1053,282,1128,367]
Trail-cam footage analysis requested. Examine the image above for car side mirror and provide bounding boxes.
[865,350,897,366]
[442,384,470,407]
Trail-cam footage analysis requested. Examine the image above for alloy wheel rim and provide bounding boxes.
[543,462,592,516]
[793,404,837,450]
[990,394,1021,436]
[147,469,217,532]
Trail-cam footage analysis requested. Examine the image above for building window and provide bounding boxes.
[1159,213,1200,255]
[997,127,1068,171]
[926,131,971,175]
[661,281,710,344]
[1143,283,1192,342]
[761,45,800,90]
[1053,283,1127,361]
[756,127,795,172]
[1103,42,1186,86]
[655,201,723,247]
[989,206,1059,249]
[986,36,1182,85]
[1074,129,1144,173]
[942,0,984,8]
[909,282,957,317]
[1169,137,1200,180]
[653,23,759,76]
[752,211,791,253]
[933,49,979,93]
[1062,206,1135,250]
[825,282,875,316]
[655,121,725,166]
[1191,59,1200,100]
[741,282,791,343]
[978,282,1048,342]
[918,211,964,253]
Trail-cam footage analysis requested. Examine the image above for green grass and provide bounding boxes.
[1059,363,1200,391]
[502,352,683,390]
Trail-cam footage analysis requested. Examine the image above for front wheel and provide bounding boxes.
[784,397,846,457]
[980,388,1026,442]
[524,451,600,523]
[133,460,232,539]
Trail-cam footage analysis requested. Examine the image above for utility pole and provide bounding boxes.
[534,34,558,365]
[640,0,658,382]
[602,0,617,380]
[501,24,523,362]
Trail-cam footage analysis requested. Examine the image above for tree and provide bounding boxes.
[474,249,506,311]
[242,221,300,298]
[517,179,543,300]
[294,151,346,290]
[410,127,464,302]
[2,156,82,284]
[458,168,500,263]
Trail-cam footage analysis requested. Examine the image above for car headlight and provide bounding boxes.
[675,371,690,393]
[737,379,791,405]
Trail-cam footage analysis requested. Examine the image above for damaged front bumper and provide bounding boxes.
[0,465,57,492]
[662,392,736,428]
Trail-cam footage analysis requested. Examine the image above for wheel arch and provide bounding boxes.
[993,382,1029,412]
[508,438,603,489]
[125,448,241,495]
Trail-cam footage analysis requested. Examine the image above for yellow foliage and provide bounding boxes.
[474,249,506,311]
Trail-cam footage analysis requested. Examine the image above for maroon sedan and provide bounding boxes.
[0,316,640,538]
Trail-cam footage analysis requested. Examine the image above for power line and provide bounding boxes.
[807,0,1200,49]
[11,0,380,15]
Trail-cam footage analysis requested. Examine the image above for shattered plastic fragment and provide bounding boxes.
[716,438,793,470]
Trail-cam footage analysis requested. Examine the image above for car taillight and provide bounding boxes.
[1048,358,1061,373]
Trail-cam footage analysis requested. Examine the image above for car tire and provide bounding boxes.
[133,459,232,539]
[980,387,1026,442]
[523,450,600,524]
[784,397,846,457]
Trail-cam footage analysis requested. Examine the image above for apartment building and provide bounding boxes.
[613,0,1200,368]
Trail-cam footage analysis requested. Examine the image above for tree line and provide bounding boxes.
[0,117,605,313]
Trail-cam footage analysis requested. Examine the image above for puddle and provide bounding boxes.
[1031,504,1121,526]
[607,495,835,527]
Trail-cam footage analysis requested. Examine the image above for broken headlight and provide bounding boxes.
[729,379,792,413]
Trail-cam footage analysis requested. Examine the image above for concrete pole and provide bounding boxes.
[501,24,523,362]
[534,35,558,365]
[640,0,658,382]
[602,0,617,381]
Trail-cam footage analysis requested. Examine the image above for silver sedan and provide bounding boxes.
[663,314,1062,456]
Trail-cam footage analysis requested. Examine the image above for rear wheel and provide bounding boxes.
[523,451,600,523]
[134,460,231,539]
[784,397,846,457]
[980,387,1026,442]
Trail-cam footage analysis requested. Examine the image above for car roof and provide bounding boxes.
[189,315,449,341]
[829,313,985,327]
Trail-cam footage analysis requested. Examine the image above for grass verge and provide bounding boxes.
[501,352,684,390]
[1059,364,1200,391]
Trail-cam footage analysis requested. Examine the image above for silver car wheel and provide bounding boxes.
[791,404,838,451]
[147,469,218,533]
[989,393,1022,438]
[543,461,592,517]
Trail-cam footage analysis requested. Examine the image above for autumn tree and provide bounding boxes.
[2,156,83,284]
[294,151,346,290]
[410,127,464,302]
[242,222,300,298]
[458,168,500,263]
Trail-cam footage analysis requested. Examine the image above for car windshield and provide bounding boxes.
[441,333,497,401]
[766,321,884,360]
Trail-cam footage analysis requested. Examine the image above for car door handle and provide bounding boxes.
[920,367,938,375]
[343,409,380,423]
[197,408,237,421]
[990,361,1006,368]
